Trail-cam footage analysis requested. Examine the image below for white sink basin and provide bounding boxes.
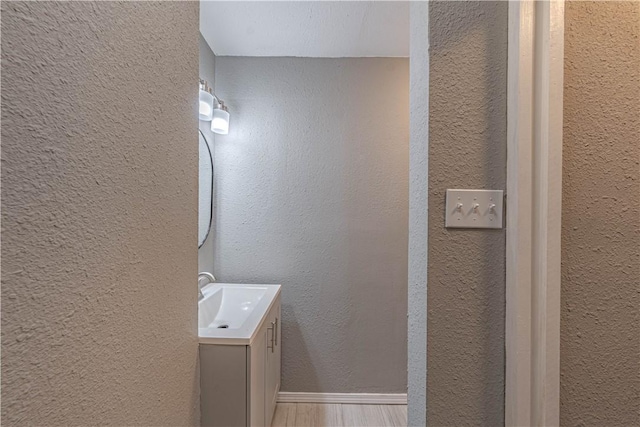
[198,283,281,345]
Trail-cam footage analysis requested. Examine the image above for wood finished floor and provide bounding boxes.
[271,403,407,427]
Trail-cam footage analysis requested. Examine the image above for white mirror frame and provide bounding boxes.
[198,130,214,248]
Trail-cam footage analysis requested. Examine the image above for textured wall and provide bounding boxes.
[408,2,429,425]
[428,1,507,425]
[198,34,216,274]
[213,57,409,393]
[561,2,640,425]
[1,2,200,425]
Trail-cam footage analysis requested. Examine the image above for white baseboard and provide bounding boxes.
[277,392,407,405]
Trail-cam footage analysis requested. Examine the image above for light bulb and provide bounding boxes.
[212,107,230,135]
[199,89,214,121]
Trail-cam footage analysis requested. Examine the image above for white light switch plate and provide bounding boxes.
[445,189,504,229]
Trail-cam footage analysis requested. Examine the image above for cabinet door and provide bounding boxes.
[265,300,281,425]
[200,345,248,427]
[249,328,267,427]
[275,305,281,399]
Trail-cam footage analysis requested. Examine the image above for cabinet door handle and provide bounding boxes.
[267,322,273,353]
[268,322,275,352]
[274,318,278,346]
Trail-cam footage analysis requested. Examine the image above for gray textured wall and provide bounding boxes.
[1,2,200,425]
[427,1,507,425]
[408,2,429,425]
[561,2,640,425]
[199,34,216,274]
[212,57,409,393]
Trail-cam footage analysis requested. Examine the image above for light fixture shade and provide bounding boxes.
[212,107,230,135]
[199,89,214,121]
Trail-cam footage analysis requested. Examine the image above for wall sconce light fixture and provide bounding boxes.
[212,101,230,135]
[199,79,230,135]
[199,80,214,121]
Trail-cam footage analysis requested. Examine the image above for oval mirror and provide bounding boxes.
[198,130,213,248]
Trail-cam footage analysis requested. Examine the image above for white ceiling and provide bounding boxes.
[200,1,409,58]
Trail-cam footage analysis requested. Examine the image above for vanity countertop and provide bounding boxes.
[198,283,281,345]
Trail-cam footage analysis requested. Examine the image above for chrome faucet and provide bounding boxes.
[198,272,216,300]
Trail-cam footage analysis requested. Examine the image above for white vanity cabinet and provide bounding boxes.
[200,293,281,427]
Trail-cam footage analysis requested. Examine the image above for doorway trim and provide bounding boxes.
[506,1,564,426]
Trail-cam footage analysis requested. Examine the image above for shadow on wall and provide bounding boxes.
[281,304,320,392]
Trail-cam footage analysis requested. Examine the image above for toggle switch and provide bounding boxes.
[445,189,504,229]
